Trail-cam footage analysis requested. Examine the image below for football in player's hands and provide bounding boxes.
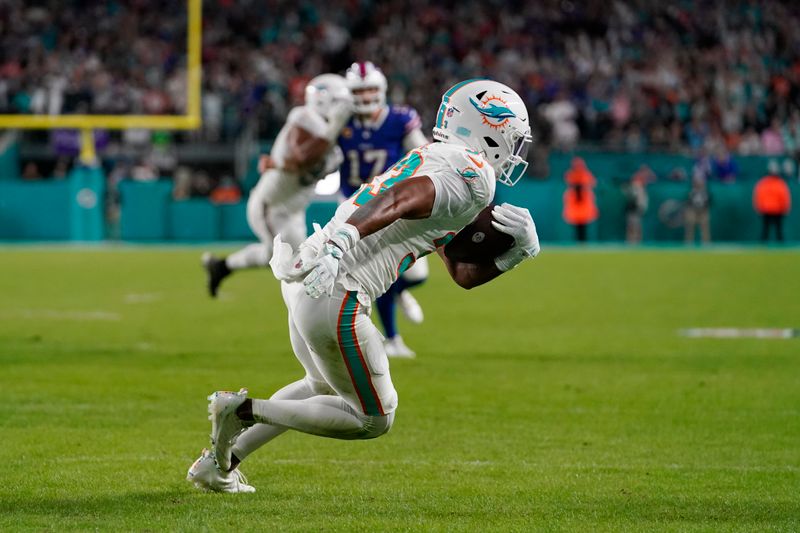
[443,204,515,264]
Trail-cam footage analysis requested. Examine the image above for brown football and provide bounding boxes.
[444,204,515,264]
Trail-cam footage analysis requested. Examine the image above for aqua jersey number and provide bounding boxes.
[352,150,424,207]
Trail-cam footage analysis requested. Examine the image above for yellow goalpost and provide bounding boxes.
[0,0,202,163]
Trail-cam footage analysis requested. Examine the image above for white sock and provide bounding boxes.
[251,396,384,440]
[232,379,314,460]
[225,243,271,270]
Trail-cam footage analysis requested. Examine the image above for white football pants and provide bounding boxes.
[232,280,397,460]
[226,170,312,270]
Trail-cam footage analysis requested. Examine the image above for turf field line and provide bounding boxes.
[123,293,162,304]
[0,309,121,321]
[679,327,800,339]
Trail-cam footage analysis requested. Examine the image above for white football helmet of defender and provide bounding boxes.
[432,79,532,186]
[305,74,352,121]
[344,61,388,115]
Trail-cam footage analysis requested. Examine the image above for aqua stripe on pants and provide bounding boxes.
[337,292,384,416]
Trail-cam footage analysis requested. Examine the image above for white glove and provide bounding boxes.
[303,242,344,298]
[491,203,540,271]
[302,223,360,298]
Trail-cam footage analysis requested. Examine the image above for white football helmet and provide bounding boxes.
[345,61,387,115]
[305,74,351,120]
[432,79,532,186]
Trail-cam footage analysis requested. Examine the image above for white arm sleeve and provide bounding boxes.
[402,128,428,152]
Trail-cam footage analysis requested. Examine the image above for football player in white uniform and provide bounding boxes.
[201,74,353,297]
[187,79,540,492]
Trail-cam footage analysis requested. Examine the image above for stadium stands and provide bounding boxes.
[4,0,800,154]
[0,0,797,242]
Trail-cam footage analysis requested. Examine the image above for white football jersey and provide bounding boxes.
[259,105,343,209]
[307,142,496,301]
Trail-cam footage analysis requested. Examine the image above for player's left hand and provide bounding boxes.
[303,242,344,298]
[491,203,540,257]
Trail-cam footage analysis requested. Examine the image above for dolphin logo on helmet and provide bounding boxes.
[469,97,516,123]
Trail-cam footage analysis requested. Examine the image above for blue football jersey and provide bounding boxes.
[337,105,422,197]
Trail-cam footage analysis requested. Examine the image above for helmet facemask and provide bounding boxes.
[352,86,385,115]
[496,128,532,186]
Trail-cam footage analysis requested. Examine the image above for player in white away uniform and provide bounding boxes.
[201,74,353,297]
[187,79,540,492]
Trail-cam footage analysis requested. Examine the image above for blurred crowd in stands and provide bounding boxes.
[3,0,800,229]
[4,0,800,158]
[0,2,189,118]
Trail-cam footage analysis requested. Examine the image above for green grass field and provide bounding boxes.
[1,246,798,532]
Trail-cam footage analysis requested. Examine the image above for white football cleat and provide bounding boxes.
[187,448,255,493]
[398,290,424,324]
[208,388,250,472]
[384,335,416,359]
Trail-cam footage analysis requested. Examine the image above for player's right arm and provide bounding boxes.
[303,185,539,298]
[257,125,331,174]
[302,176,437,298]
[281,125,332,173]
[261,102,352,175]
[345,176,436,236]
